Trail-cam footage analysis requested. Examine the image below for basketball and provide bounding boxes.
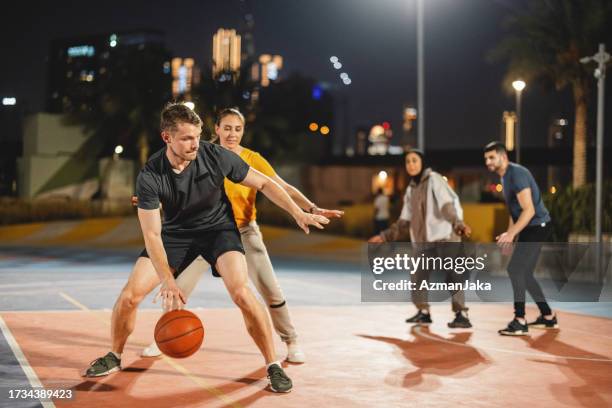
[154,310,204,358]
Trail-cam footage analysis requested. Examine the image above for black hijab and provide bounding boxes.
[406,148,426,185]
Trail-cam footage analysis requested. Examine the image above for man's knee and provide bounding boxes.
[118,288,145,310]
[229,285,251,309]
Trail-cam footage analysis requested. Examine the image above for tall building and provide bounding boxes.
[171,57,200,100]
[251,54,283,87]
[212,28,241,80]
[46,30,166,113]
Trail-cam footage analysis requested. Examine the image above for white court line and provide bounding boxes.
[0,316,56,408]
[57,291,244,408]
[58,292,89,311]
[414,325,612,363]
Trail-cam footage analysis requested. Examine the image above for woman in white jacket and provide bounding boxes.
[369,149,473,328]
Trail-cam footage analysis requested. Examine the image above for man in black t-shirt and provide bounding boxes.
[84,103,328,393]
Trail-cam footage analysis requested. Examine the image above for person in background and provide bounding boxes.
[373,188,390,234]
[369,148,473,329]
[484,141,558,336]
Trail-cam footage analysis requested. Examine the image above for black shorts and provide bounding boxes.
[138,228,244,277]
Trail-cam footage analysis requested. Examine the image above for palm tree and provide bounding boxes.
[490,0,612,187]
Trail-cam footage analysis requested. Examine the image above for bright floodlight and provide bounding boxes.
[2,97,16,106]
[333,62,342,69]
[343,78,352,85]
[330,56,339,63]
[378,171,388,181]
[183,102,195,110]
[512,80,526,91]
[340,72,349,80]
[114,145,124,155]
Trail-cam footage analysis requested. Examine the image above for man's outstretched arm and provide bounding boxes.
[240,168,329,234]
[272,174,344,218]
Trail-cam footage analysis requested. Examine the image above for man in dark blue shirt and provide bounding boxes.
[484,142,559,336]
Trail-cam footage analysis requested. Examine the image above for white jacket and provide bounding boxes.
[398,169,464,242]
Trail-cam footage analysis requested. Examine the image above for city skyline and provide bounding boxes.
[1,0,610,151]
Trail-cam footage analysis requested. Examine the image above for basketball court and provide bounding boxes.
[1,219,611,407]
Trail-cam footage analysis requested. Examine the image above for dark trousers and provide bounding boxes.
[411,245,468,313]
[507,223,553,318]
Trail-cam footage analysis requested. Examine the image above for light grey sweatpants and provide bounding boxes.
[175,221,298,343]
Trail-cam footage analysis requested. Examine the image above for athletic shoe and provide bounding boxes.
[267,364,292,393]
[447,311,472,328]
[141,342,163,357]
[528,314,559,329]
[405,310,432,325]
[286,343,306,364]
[498,319,529,336]
[84,352,121,377]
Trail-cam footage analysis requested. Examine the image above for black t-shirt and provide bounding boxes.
[136,141,250,234]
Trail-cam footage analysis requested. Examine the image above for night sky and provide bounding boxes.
[1,0,608,150]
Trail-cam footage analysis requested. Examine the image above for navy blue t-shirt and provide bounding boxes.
[501,162,551,226]
[136,141,250,234]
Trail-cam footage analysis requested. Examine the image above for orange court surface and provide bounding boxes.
[0,221,611,407]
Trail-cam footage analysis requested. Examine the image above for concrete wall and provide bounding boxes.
[22,113,90,156]
[19,113,98,199]
[303,165,399,207]
[99,158,135,199]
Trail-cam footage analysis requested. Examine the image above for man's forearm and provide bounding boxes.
[144,234,175,282]
[508,209,534,237]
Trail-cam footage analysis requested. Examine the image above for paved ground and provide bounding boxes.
[0,218,611,407]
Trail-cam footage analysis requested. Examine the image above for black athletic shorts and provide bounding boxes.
[138,228,244,278]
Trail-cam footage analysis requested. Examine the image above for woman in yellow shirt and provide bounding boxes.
[141,108,343,363]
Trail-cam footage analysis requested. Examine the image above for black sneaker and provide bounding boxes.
[405,310,432,325]
[448,311,472,328]
[528,314,559,329]
[267,364,292,393]
[84,352,121,377]
[498,319,529,336]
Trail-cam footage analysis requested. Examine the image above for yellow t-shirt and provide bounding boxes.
[224,147,276,228]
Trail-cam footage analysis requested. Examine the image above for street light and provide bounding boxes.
[2,97,16,106]
[581,43,610,275]
[417,0,425,152]
[512,79,526,164]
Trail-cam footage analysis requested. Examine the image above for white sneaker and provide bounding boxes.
[141,342,162,357]
[286,343,306,363]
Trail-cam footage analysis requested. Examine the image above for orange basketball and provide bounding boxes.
[154,310,204,358]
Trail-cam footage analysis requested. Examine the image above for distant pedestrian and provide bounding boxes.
[373,188,390,234]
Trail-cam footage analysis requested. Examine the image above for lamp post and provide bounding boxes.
[512,80,526,164]
[417,0,425,152]
[581,43,610,278]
